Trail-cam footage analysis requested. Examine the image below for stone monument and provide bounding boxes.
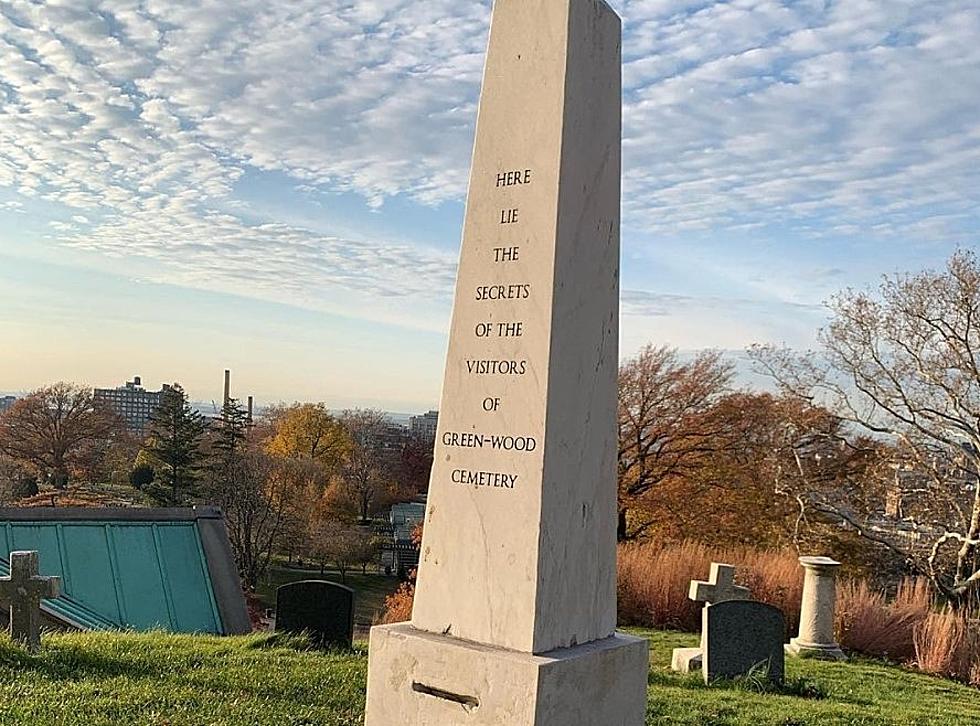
[787,556,846,660]
[672,562,750,673]
[0,551,61,653]
[275,580,354,649]
[365,1,648,723]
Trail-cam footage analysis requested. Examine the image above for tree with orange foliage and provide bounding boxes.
[0,383,119,489]
[617,346,733,540]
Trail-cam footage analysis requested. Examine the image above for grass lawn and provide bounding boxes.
[254,565,401,628]
[0,629,976,725]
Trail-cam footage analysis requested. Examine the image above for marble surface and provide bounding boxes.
[365,623,648,726]
[409,0,623,656]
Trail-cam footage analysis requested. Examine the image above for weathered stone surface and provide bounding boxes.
[688,563,750,605]
[275,580,354,649]
[671,647,702,673]
[787,556,846,661]
[703,600,785,685]
[366,623,648,726]
[671,562,751,673]
[0,551,60,653]
[366,1,646,723]
[408,0,623,656]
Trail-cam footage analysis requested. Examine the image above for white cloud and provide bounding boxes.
[0,0,978,341]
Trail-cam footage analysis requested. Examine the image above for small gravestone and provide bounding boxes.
[275,580,354,649]
[703,600,785,685]
[0,551,61,653]
[672,562,750,673]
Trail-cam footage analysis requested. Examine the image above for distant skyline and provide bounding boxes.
[2,1,978,410]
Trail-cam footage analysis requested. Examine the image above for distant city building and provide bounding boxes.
[410,410,439,445]
[0,395,16,414]
[93,377,174,436]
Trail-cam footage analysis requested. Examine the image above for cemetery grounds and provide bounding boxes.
[0,628,976,725]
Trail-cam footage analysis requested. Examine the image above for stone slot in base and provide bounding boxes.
[365,623,649,726]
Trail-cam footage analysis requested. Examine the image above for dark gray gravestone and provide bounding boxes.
[703,600,785,685]
[275,580,354,649]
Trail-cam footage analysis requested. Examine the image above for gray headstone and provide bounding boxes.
[703,600,785,685]
[275,580,354,649]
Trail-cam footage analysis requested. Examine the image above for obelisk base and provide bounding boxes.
[785,638,847,661]
[365,623,648,726]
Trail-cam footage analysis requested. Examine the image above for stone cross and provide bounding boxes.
[0,551,61,653]
[673,563,751,673]
[366,2,648,724]
[689,563,750,605]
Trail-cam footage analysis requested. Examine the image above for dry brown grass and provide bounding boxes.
[617,541,803,635]
[913,608,980,683]
[835,577,932,662]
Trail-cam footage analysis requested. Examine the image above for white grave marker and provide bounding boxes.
[365,1,648,723]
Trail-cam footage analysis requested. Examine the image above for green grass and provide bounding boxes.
[254,566,401,627]
[0,629,976,725]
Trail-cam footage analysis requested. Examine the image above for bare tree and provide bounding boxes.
[308,520,378,583]
[617,346,733,540]
[337,409,394,524]
[753,250,980,605]
[0,383,119,489]
[215,447,311,591]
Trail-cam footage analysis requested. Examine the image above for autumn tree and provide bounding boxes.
[260,402,351,562]
[143,384,207,505]
[0,454,38,503]
[393,435,434,498]
[307,519,379,583]
[0,383,119,489]
[335,409,395,523]
[213,446,310,590]
[753,250,980,606]
[617,346,733,540]
[264,402,349,479]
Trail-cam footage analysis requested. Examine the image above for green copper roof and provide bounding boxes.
[0,512,231,634]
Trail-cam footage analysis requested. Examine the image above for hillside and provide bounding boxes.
[0,629,976,725]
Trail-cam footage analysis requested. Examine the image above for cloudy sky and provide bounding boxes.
[1,0,977,411]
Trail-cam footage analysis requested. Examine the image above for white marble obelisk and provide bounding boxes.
[365,1,647,724]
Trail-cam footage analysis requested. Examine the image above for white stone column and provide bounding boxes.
[787,556,846,661]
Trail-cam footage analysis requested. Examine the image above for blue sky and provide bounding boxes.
[1,0,977,411]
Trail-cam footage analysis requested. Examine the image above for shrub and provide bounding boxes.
[377,581,415,625]
[129,463,155,489]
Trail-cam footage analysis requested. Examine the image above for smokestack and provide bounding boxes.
[247,396,254,424]
[223,369,231,407]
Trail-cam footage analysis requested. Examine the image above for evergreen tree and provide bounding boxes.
[144,384,206,505]
[213,398,249,464]
[205,398,250,500]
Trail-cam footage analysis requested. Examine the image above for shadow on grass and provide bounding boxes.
[0,639,173,681]
[244,630,368,657]
[0,630,365,684]
[650,666,828,701]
